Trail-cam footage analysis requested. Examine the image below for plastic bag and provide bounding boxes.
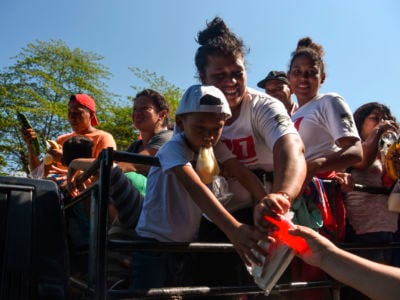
[196,147,220,184]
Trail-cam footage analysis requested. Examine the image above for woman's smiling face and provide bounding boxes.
[200,54,246,111]
[288,54,325,105]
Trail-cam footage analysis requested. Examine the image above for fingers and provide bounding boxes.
[334,173,353,192]
[258,195,289,215]
[21,128,36,143]
[254,194,291,234]
[48,148,63,163]
[50,166,68,174]
[240,240,265,266]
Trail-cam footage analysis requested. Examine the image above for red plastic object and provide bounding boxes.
[264,215,309,253]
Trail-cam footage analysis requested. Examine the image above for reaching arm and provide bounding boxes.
[306,137,362,182]
[290,225,400,300]
[119,130,172,175]
[254,134,307,233]
[222,158,266,202]
[117,147,157,175]
[66,158,97,195]
[172,164,265,265]
[272,134,307,198]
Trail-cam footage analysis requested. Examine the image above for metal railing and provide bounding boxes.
[66,147,400,299]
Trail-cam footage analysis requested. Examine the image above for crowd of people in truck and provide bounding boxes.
[19,16,400,300]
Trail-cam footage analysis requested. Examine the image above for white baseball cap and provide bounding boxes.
[175,85,231,119]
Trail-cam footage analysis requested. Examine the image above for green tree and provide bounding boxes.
[0,39,115,175]
[99,105,136,151]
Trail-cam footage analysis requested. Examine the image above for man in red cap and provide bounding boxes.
[54,94,116,161]
[70,94,99,126]
[21,93,116,179]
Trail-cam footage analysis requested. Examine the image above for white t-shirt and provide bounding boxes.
[135,133,234,242]
[220,87,299,211]
[291,93,360,161]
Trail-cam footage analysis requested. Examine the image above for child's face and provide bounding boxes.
[178,112,226,152]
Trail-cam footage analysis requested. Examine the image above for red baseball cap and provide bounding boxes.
[70,94,99,126]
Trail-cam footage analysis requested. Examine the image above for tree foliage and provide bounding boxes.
[0,39,116,175]
[0,40,183,176]
[98,105,136,151]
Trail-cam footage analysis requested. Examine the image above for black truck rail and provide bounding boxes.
[2,147,398,299]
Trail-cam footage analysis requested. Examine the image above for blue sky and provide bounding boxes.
[1,0,400,118]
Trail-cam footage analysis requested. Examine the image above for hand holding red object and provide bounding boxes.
[264,214,309,253]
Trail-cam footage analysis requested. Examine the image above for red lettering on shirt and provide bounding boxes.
[293,117,304,131]
[222,136,257,164]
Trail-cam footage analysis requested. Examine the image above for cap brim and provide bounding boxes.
[257,78,289,88]
[257,79,267,89]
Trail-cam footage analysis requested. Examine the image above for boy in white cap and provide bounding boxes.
[131,84,268,290]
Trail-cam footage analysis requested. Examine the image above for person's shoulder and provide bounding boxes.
[157,129,173,139]
[96,129,115,137]
[158,133,183,152]
[157,133,194,165]
[56,132,76,144]
[247,87,287,113]
[246,87,270,102]
[91,129,116,142]
[247,87,283,105]
[320,92,345,102]
[126,140,141,153]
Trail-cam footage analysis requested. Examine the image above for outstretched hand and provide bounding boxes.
[225,223,269,266]
[288,225,336,267]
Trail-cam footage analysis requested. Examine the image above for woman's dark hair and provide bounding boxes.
[353,102,396,134]
[133,89,170,127]
[195,17,248,75]
[288,37,325,75]
[62,136,94,166]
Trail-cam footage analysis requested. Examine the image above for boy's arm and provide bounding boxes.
[222,158,266,201]
[172,164,264,264]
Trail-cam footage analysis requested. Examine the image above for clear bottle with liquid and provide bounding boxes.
[379,130,398,162]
